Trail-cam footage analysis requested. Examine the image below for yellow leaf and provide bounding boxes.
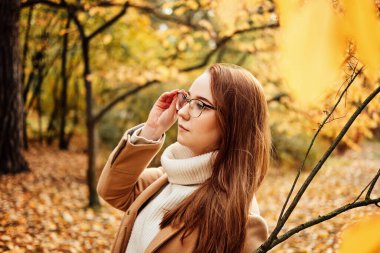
[77,12,87,23]
[341,0,380,83]
[276,0,345,107]
[339,215,380,253]
[102,34,112,45]
[187,0,199,10]
[178,40,187,51]
[214,0,239,35]
[174,6,187,16]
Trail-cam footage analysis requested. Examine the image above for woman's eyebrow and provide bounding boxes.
[187,91,213,105]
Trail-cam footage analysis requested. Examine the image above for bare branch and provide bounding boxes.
[87,2,129,40]
[351,168,379,204]
[21,0,125,10]
[96,78,286,125]
[267,93,288,104]
[92,20,280,122]
[366,168,380,201]
[93,79,160,123]
[22,0,129,41]
[352,174,375,204]
[21,0,64,9]
[257,82,380,252]
[258,197,380,251]
[128,3,206,31]
[21,0,77,10]
[180,22,279,72]
[68,9,86,40]
[90,1,124,8]
[277,66,362,224]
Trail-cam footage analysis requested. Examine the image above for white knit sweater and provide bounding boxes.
[125,126,217,253]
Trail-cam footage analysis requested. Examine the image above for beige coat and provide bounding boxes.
[97,124,269,253]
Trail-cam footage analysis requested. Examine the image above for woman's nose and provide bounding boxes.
[178,102,190,120]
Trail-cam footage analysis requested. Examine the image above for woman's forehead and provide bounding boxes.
[188,72,213,103]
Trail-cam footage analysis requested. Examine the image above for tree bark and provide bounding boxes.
[82,38,100,208]
[59,15,71,149]
[0,0,29,174]
[21,6,33,150]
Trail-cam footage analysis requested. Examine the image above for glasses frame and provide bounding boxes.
[176,91,217,118]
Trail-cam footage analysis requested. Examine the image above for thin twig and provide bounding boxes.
[257,83,380,252]
[93,79,160,123]
[180,23,280,72]
[277,66,362,224]
[87,2,129,40]
[260,197,380,251]
[352,169,378,203]
[366,168,380,201]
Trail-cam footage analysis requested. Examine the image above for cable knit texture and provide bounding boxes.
[125,127,217,253]
[161,142,217,185]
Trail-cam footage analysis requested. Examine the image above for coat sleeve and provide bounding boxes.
[96,123,166,211]
[130,124,164,145]
[244,197,269,253]
[244,214,269,252]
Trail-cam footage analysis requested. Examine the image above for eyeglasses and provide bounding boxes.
[176,91,217,118]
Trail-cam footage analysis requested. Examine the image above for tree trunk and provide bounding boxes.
[0,0,29,174]
[70,10,100,208]
[21,6,33,150]
[36,64,43,144]
[45,73,60,145]
[82,38,100,208]
[59,16,70,150]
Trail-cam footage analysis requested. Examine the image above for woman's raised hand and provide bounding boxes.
[139,89,180,141]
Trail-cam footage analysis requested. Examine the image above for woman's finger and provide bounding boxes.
[159,90,175,99]
[169,96,177,112]
[160,89,180,103]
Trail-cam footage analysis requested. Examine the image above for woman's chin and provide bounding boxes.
[177,134,183,143]
[177,135,187,146]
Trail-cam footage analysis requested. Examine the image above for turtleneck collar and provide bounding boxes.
[160,142,218,185]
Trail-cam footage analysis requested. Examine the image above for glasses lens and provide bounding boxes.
[176,92,186,110]
[189,100,203,118]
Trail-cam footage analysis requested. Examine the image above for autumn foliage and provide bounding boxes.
[1,0,380,252]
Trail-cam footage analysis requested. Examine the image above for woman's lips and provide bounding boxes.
[179,124,189,131]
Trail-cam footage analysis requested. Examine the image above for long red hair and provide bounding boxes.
[160,63,271,253]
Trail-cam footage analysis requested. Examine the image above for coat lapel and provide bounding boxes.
[121,175,170,252]
[129,175,169,214]
[125,174,186,253]
[144,222,185,253]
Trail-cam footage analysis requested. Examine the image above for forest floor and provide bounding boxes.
[0,139,379,253]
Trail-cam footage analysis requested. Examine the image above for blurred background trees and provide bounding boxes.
[2,0,378,207]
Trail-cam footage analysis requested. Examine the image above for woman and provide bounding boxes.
[97,63,271,253]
